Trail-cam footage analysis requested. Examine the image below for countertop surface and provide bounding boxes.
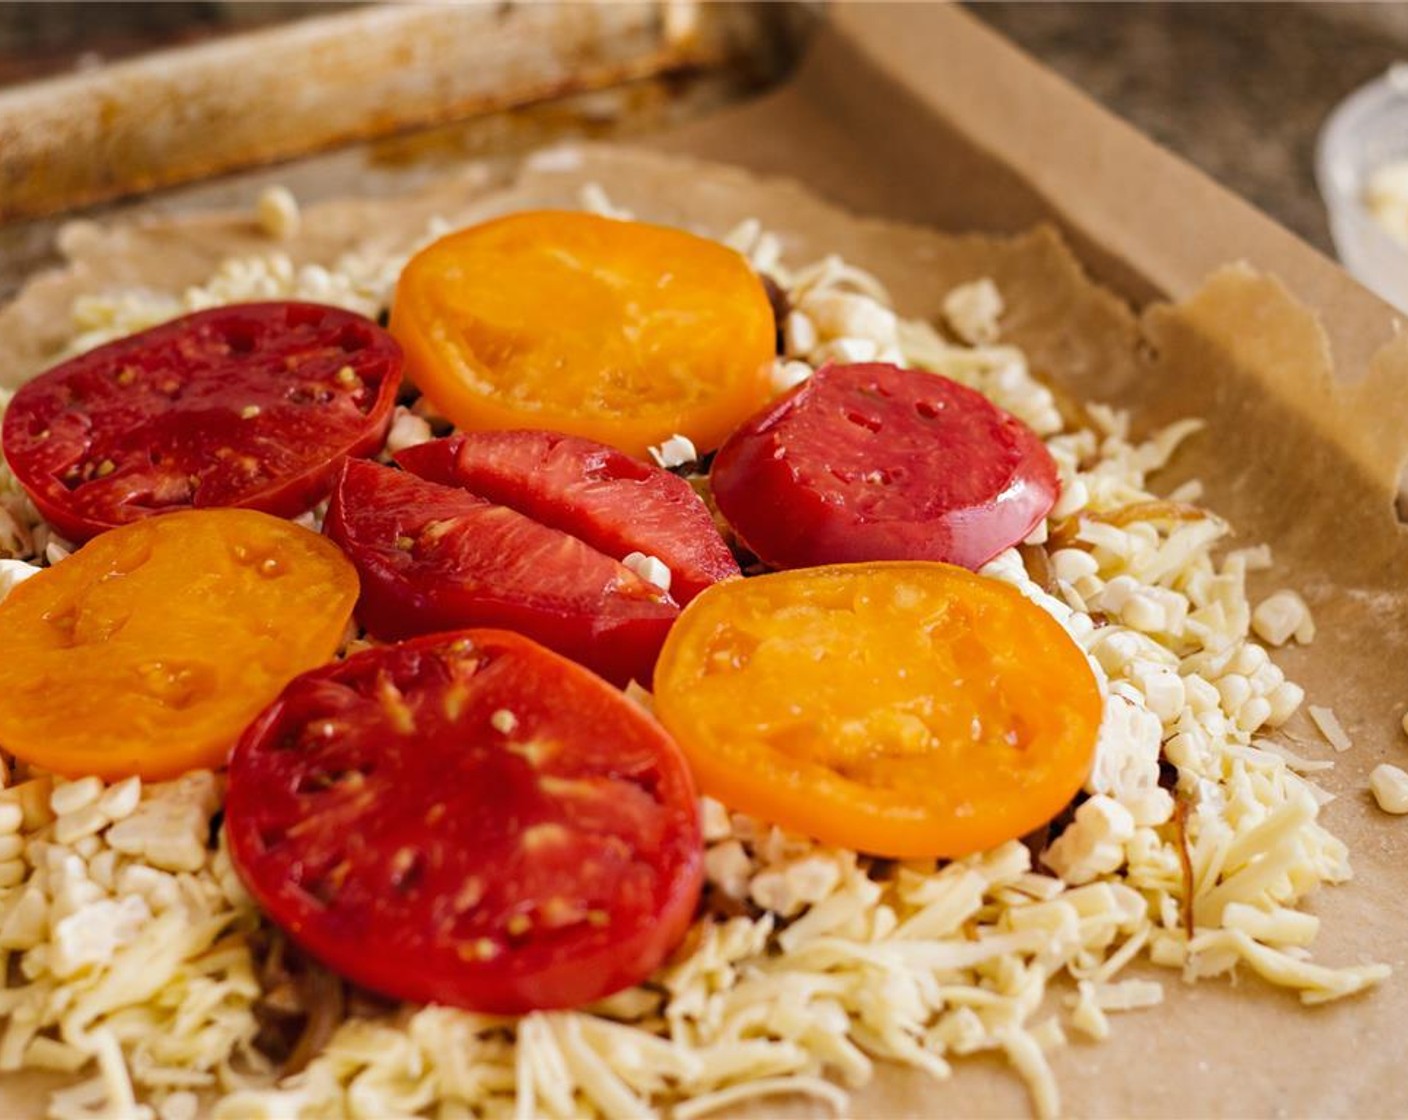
[2,2,1404,258]
[969,2,1405,256]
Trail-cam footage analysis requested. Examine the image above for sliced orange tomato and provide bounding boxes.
[0,509,358,780]
[653,562,1102,859]
[390,210,776,459]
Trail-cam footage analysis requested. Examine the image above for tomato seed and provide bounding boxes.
[376,675,416,735]
[326,860,351,892]
[453,877,485,913]
[441,683,469,722]
[520,823,569,851]
[506,740,550,766]
[390,847,423,892]
[539,896,587,929]
[489,708,518,735]
[456,938,498,962]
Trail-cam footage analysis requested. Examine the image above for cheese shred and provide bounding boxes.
[0,187,1387,1119]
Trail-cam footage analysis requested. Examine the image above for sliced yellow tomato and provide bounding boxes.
[0,509,358,780]
[390,210,776,459]
[653,562,1102,859]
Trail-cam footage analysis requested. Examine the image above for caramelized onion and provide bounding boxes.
[252,928,348,1075]
[1017,543,1057,595]
[1047,500,1209,551]
[1097,500,1209,528]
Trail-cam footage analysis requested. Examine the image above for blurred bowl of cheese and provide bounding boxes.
[1317,63,1408,312]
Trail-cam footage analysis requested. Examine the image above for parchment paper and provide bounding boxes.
[1,140,1407,1118]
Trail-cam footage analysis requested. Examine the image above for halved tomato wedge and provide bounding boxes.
[324,459,678,687]
[396,431,738,604]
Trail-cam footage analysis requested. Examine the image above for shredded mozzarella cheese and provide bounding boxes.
[1369,764,1408,814]
[647,433,698,470]
[256,185,302,241]
[384,406,434,454]
[622,552,673,593]
[1251,589,1315,647]
[0,771,263,1118]
[941,277,1004,345]
[0,558,41,604]
[1308,705,1353,753]
[0,188,1388,1119]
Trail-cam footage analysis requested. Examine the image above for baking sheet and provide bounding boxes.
[0,1,774,222]
[2,3,1408,1116]
[3,140,1407,1118]
[0,0,811,302]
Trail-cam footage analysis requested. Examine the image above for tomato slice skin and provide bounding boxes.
[710,363,1060,571]
[389,210,776,459]
[1,302,402,543]
[324,459,679,687]
[225,628,703,1014]
[396,431,739,604]
[0,509,358,780]
[653,562,1102,859]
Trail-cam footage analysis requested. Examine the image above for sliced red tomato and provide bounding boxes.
[396,431,739,604]
[225,628,704,1014]
[324,459,678,687]
[710,362,1059,571]
[1,302,402,542]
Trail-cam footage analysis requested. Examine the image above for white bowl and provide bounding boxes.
[1316,63,1408,312]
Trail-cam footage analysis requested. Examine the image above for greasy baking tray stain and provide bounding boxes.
[0,5,811,305]
[0,2,810,227]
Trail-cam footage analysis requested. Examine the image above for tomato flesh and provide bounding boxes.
[0,509,358,780]
[710,363,1059,571]
[389,211,776,459]
[1,302,402,542]
[653,562,1102,859]
[225,628,703,1014]
[324,459,678,686]
[396,431,739,604]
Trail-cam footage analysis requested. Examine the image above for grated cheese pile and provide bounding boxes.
[0,186,1391,1120]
